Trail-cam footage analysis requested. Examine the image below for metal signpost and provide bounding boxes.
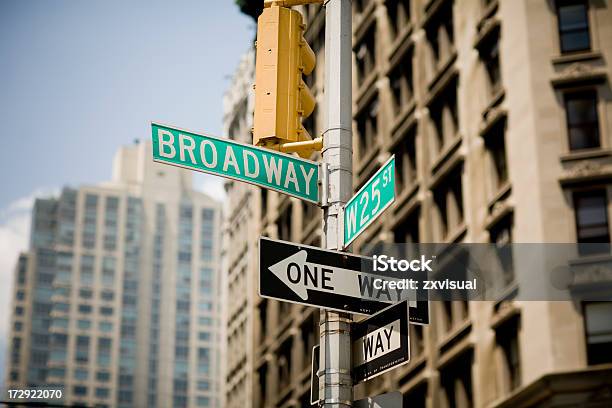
[319,1,354,405]
[259,237,430,323]
[151,1,426,407]
[151,122,319,203]
[343,155,396,248]
[352,301,410,384]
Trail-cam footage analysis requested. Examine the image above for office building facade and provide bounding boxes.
[224,0,612,407]
[5,142,223,408]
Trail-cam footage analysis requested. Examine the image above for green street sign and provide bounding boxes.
[151,122,319,203]
[343,155,395,247]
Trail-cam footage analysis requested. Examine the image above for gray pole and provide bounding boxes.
[319,0,353,407]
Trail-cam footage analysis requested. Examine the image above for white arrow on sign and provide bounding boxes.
[268,250,416,307]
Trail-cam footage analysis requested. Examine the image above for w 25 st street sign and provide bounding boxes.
[344,156,395,247]
[151,122,319,203]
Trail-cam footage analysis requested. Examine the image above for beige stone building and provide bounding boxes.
[223,0,612,406]
[5,142,224,408]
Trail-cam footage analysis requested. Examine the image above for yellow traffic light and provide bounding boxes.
[253,4,317,156]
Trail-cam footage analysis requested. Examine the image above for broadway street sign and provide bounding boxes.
[151,122,319,203]
[344,155,395,247]
[259,237,429,324]
[352,301,409,384]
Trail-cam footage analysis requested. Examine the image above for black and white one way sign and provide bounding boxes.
[259,237,429,323]
[352,300,410,383]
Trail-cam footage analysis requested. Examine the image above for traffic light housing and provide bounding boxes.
[253,4,316,154]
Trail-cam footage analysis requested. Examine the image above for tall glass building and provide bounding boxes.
[5,141,223,408]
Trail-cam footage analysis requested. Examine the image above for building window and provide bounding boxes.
[277,339,293,391]
[429,82,458,155]
[433,171,464,240]
[96,387,110,399]
[425,0,454,77]
[403,384,427,407]
[574,190,610,254]
[564,90,600,151]
[478,31,502,98]
[103,196,119,251]
[484,121,508,193]
[257,364,268,408]
[410,324,424,357]
[356,97,379,160]
[80,255,95,285]
[556,0,590,54]
[97,371,111,382]
[82,194,98,249]
[75,335,90,364]
[389,50,414,116]
[197,380,210,391]
[394,128,417,193]
[276,204,293,241]
[489,214,515,286]
[258,300,268,343]
[393,211,419,243]
[440,352,473,408]
[387,0,411,39]
[77,319,91,330]
[99,321,113,332]
[584,301,612,365]
[496,317,521,394]
[353,0,372,18]
[355,24,376,88]
[74,368,88,380]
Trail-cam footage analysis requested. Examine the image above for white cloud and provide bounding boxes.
[194,174,227,202]
[0,188,58,383]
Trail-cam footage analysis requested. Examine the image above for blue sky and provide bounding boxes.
[0,0,254,208]
[0,0,254,387]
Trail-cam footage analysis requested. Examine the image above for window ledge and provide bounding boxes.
[552,50,602,65]
[560,148,612,162]
[422,0,447,28]
[559,161,612,187]
[426,51,458,100]
[474,17,500,51]
[437,323,473,370]
[480,106,507,138]
[353,2,377,44]
[392,182,420,222]
[301,216,321,242]
[490,300,520,331]
[430,134,462,178]
[493,282,519,307]
[355,72,378,113]
[485,200,513,232]
[446,223,468,244]
[476,0,499,31]
[551,64,607,88]
[397,355,428,388]
[487,182,512,214]
[389,100,417,144]
[482,87,505,117]
[387,24,414,68]
[568,253,612,267]
[356,145,381,179]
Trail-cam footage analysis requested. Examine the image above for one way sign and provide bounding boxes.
[258,237,429,323]
[352,300,410,383]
